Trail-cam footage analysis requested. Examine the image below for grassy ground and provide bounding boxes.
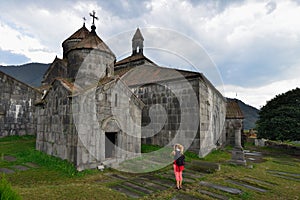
[1,136,299,199]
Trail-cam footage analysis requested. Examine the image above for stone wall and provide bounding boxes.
[36,80,77,164]
[131,76,226,157]
[198,77,227,157]
[225,119,243,146]
[0,71,38,137]
[132,78,199,151]
[36,78,142,171]
[74,79,142,170]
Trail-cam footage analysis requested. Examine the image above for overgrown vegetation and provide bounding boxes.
[256,87,300,141]
[0,175,21,200]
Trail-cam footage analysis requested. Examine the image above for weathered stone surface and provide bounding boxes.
[198,189,229,200]
[267,170,300,181]
[13,165,30,171]
[3,155,17,162]
[110,185,141,198]
[226,179,267,192]
[132,178,168,191]
[0,168,15,174]
[25,162,40,168]
[200,181,243,195]
[109,173,129,180]
[0,71,37,137]
[244,177,274,186]
[171,193,202,200]
[184,169,206,179]
[123,181,154,195]
[190,160,221,173]
[143,175,174,187]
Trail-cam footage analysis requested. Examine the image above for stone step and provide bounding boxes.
[198,189,229,200]
[226,179,267,193]
[199,181,243,195]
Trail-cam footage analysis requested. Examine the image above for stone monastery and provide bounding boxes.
[0,13,243,170]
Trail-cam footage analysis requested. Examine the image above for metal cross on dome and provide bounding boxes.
[89,10,98,25]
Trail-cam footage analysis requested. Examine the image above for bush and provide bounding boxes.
[0,176,21,200]
[256,88,300,141]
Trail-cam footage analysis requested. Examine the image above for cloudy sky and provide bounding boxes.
[1,0,300,109]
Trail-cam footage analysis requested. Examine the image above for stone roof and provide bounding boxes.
[226,100,244,119]
[62,24,89,44]
[73,28,115,57]
[115,53,153,67]
[119,64,200,87]
[132,28,144,41]
[42,56,67,81]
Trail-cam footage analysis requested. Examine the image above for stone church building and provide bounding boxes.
[0,15,244,170]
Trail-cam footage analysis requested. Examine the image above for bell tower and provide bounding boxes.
[132,28,144,55]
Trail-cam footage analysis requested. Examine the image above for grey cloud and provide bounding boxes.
[265,1,277,14]
[96,0,151,19]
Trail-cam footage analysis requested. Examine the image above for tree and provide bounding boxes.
[256,88,300,141]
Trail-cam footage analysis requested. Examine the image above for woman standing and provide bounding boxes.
[171,144,185,190]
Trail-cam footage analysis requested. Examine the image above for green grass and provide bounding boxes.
[0,175,21,200]
[1,136,300,200]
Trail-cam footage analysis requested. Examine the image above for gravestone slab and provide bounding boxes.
[267,170,300,177]
[109,174,128,180]
[171,193,202,200]
[143,176,174,188]
[200,181,243,195]
[244,177,275,186]
[184,169,206,179]
[123,181,154,195]
[267,170,300,181]
[198,189,229,200]
[0,168,15,174]
[244,152,262,156]
[190,160,221,173]
[25,162,39,168]
[226,180,267,192]
[13,165,30,171]
[133,178,168,191]
[110,185,141,198]
[3,155,16,162]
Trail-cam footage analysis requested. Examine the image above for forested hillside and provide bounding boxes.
[0,63,49,87]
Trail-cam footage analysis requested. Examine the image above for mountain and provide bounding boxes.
[0,63,49,87]
[227,98,259,130]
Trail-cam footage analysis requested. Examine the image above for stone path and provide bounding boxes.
[0,155,39,174]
